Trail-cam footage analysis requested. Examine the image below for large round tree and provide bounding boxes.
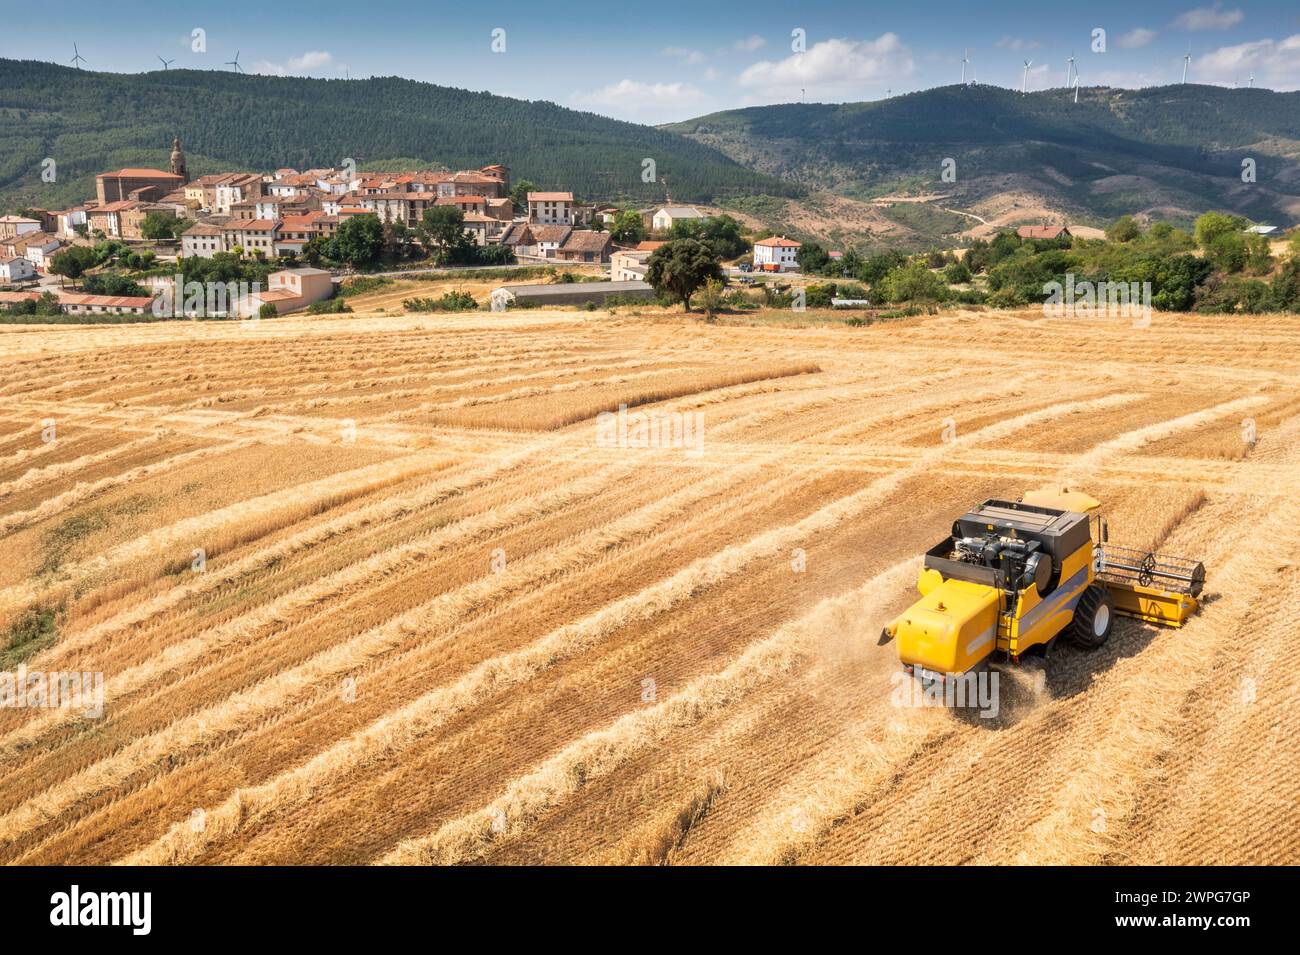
[645,238,723,310]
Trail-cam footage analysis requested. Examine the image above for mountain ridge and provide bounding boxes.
[0,58,799,213]
[663,83,1300,234]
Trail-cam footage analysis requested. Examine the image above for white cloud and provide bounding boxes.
[570,79,706,121]
[1193,33,1300,88]
[1172,4,1244,31]
[996,36,1041,52]
[1118,28,1158,49]
[703,67,720,81]
[733,35,767,52]
[662,46,707,65]
[252,50,340,76]
[737,34,914,93]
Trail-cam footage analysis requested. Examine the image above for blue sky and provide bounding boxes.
[5,1,1300,123]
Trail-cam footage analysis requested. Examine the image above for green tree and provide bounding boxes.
[335,214,385,268]
[795,242,830,274]
[1106,215,1141,243]
[1194,211,1247,250]
[509,179,537,209]
[696,278,725,320]
[645,238,723,310]
[879,261,948,304]
[839,248,862,278]
[141,212,184,240]
[420,206,474,264]
[943,259,972,284]
[1206,232,1248,273]
[1245,233,1273,275]
[610,210,647,244]
[49,246,96,283]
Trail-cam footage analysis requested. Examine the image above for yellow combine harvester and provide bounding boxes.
[878,486,1206,683]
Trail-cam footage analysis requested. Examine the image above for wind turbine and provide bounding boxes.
[961,48,969,85]
[1248,72,1255,89]
[1073,73,1080,104]
[1181,45,1191,84]
[157,55,175,70]
[226,51,244,73]
[70,43,87,69]
[1022,59,1033,95]
[1066,52,1076,89]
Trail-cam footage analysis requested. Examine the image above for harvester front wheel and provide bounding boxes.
[1069,585,1114,650]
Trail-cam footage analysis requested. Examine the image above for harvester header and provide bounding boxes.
[879,486,1205,683]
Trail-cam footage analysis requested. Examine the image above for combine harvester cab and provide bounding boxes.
[879,486,1205,685]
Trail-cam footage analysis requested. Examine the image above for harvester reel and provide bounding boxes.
[1137,552,1157,587]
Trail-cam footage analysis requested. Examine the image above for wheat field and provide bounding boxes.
[0,304,1297,866]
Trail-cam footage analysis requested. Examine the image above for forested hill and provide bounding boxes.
[664,83,1300,225]
[0,58,799,213]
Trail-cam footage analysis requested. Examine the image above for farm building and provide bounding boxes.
[753,236,801,271]
[58,293,156,316]
[490,280,655,309]
[1016,225,1072,240]
[242,268,335,315]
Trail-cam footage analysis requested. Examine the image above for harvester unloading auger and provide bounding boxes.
[878,486,1206,684]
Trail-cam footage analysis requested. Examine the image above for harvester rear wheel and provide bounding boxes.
[1069,585,1114,650]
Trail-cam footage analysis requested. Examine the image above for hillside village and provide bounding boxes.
[2,136,803,317]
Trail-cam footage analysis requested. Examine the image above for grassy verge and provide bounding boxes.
[1,606,61,669]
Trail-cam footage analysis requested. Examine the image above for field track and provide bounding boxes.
[0,306,1297,865]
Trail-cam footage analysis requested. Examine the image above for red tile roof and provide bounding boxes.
[59,292,155,308]
[106,168,183,179]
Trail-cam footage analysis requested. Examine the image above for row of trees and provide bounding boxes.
[641,212,1300,317]
[300,210,515,270]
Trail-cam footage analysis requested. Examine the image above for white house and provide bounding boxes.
[0,257,36,283]
[753,236,801,271]
[609,249,652,282]
[182,223,225,259]
[214,180,258,215]
[527,192,574,225]
[651,206,705,231]
[20,235,61,272]
[532,225,572,259]
[56,207,89,239]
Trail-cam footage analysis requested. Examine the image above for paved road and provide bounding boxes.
[338,261,585,280]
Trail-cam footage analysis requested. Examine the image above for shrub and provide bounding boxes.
[306,298,352,314]
[402,291,478,313]
[338,276,394,297]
